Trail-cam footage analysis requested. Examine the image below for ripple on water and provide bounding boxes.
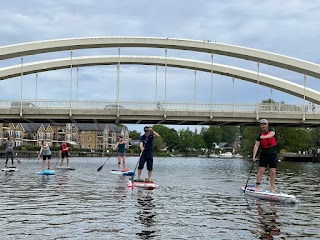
[0,158,319,239]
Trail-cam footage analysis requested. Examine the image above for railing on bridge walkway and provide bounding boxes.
[0,99,318,114]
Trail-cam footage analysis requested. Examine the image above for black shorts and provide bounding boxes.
[43,154,52,161]
[5,151,14,160]
[138,151,153,171]
[117,151,126,157]
[259,153,277,168]
[61,152,69,158]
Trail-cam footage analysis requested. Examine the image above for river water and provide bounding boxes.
[1,157,319,240]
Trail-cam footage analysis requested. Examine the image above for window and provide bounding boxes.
[15,131,22,139]
[45,133,51,140]
[88,137,91,141]
[8,130,14,137]
[39,132,45,140]
[15,141,22,147]
[66,134,71,141]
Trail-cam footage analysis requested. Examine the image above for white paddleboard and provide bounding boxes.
[242,185,298,203]
[2,167,18,172]
[127,179,159,190]
[110,169,134,176]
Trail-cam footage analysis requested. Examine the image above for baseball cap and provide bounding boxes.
[260,119,268,124]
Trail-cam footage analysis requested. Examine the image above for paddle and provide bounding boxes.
[130,150,144,185]
[53,158,61,169]
[15,153,21,164]
[243,161,255,192]
[97,150,112,172]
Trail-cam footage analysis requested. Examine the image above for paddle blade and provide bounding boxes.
[97,165,103,172]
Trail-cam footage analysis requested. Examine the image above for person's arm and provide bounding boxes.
[38,146,43,159]
[253,141,260,161]
[149,128,160,138]
[260,130,275,139]
[139,141,145,152]
[114,142,119,150]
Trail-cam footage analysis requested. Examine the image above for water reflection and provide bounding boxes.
[256,201,281,239]
[135,189,157,239]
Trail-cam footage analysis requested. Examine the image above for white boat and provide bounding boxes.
[234,153,243,158]
[209,154,219,158]
[219,152,233,158]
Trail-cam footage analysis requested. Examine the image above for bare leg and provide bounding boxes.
[48,159,51,169]
[117,156,121,171]
[256,167,266,191]
[42,160,46,171]
[60,158,64,167]
[67,158,70,167]
[148,170,152,179]
[122,156,126,171]
[137,169,142,179]
[270,168,276,192]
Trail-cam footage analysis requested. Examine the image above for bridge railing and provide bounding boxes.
[0,99,317,114]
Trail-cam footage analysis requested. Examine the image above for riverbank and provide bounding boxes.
[279,152,320,162]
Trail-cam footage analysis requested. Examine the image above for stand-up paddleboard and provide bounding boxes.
[110,169,134,176]
[2,167,18,172]
[36,169,55,175]
[127,179,159,190]
[56,166,75,170]
[242,184,298,203]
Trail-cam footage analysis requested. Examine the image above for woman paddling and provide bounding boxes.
[38,140,52,171]
[114,136,128,172]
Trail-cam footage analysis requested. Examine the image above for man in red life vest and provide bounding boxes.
[253,119,277,192]
[60,141,70,167]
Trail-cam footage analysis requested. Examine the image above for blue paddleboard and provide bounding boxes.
[36,169,55,175]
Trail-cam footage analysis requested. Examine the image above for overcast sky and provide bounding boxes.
[1,0,320,132]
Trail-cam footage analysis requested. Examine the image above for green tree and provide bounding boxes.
[193,134,205,150]
[152,125,180,151]
[153,137,166,151]
[129,130,141,140]
[310,127,320,148]
[240,126,260,156]
[201,126,222,150]
[276,127,311,152]
[179,128,194,151]
[221,126,238,143]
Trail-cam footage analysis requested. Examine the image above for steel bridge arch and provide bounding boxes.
[1,55,319,104]
[1,37,320,79]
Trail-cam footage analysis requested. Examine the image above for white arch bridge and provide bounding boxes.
[0,37,320,126]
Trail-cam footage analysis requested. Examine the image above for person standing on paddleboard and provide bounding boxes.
[38,140,52,171]
[252,119,278,193]
[138,126,160,181]
[115,136,128,171]
[3,137,15,168]
[59,141,70,167]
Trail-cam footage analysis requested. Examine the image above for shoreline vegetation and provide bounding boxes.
[2,151,320,162]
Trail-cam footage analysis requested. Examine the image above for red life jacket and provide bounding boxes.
[61,144,68,152]
[260,130,277,149]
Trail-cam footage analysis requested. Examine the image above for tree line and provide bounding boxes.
[130,124,320,156]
